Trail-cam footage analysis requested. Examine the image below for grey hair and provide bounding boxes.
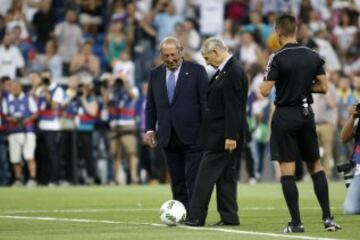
[200,37,228,54]
[159,36,182,51]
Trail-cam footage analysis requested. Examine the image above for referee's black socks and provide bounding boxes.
[281,175,301,225]
[311,171,331,220]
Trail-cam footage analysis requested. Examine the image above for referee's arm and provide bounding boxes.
[312,55,328,94]
[260,54,277,97]
[311,74,328,94]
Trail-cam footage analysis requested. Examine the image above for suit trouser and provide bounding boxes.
[163,130,202,211]
[189,150,239,224]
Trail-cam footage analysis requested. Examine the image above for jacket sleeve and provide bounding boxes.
[223,68,248,140]
[145,71,157,132]
[197,65,208,123]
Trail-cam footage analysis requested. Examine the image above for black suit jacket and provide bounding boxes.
[145,61,208,148]
[199,57,248,152]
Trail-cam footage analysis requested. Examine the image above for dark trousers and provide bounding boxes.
[0,134,10,185]
[78,131,97,179]
[36,131,62,184]
[189,150,239,224]
[59,130,75,182]
[163,129,202,211]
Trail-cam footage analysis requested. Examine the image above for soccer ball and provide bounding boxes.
[159,200,187,226]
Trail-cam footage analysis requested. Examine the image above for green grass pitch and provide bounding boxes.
[0,182,359,240]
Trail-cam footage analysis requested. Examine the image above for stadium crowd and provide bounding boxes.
[0,0,359,186]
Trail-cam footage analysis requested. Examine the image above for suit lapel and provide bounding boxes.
[207,57,235,94]
[160,65,170,105]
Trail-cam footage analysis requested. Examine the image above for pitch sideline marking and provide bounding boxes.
[0,215,343,240]
[0,207,340,214]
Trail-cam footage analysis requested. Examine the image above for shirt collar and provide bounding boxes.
[166,61,183,74]
[218,54,232,72]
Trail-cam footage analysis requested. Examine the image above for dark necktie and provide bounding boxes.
[209,69,220,84]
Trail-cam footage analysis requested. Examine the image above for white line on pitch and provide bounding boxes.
[0,207,339,214]
[0,215,343,240]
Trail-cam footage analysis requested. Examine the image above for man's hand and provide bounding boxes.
[145,131,157,147]
[225,139,237,153]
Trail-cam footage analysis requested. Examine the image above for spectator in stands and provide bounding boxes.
[105,19,127,68]
[129,12,157,83]
[31,39,63,79]
[32,0,54,53]
[313,80,338,178]
[28,71,42,100]
[112,51,135,86]
[77,0,103,35]
[225,0,247,24]
[5,0,30,41]
[354,76,360,103]
[297,23,318,49]
[70,39,100,82]
[313,29,342,72]
[243,11,272,46]
[11,25,33,60]
[298,0,313,24]
[153,1,183,44]
[54,8,83,75]
[0,31,24,79]
[252,87,271,181]
[332,9,358,57]
[221,19,240,53]
[106,71,139,185]
[235,31,262,70]
[2,80,38,187]
[0,77,10,185]
[337,75,355,162]
[36,69,64,185]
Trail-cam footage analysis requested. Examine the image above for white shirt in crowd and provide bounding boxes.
[332,25,358,51]
[0,44,25,79]
[54,22,83,63]
[112,60,135,86]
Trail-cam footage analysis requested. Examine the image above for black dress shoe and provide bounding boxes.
[209,220,239,226]
[184,219,204,227]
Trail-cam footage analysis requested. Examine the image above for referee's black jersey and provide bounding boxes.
[265,43,325,107]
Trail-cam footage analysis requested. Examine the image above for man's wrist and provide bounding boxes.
[146,130,155,134]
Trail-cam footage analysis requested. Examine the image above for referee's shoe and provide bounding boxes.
[283,222,304,233]
[323,217,342,232]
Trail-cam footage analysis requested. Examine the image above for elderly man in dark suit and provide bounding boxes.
[185,37,248,227]
[145,37,208,210]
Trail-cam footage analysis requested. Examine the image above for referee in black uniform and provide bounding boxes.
[260,14,341,233]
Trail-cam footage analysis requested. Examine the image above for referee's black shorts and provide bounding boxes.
[270,106,320,163]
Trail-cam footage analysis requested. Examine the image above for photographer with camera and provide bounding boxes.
[104,71,139,185]
[2,80,38,187]
[76,81,99,184]
[340,104,360,214]
[36,69,65,185]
